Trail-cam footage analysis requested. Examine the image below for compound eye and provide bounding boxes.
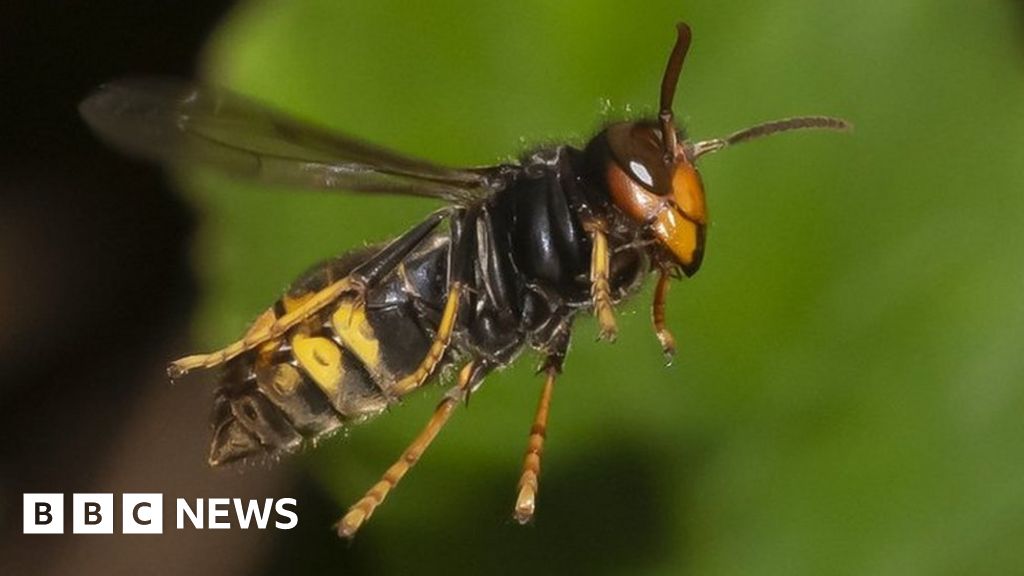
[606,123,673,196]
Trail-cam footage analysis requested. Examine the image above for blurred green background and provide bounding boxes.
[177,0,1024,573]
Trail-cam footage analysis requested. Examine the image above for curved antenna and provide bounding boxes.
[659,22,692,163]
[691,115,852,159]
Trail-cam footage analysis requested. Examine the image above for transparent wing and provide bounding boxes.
[79,77,504,202]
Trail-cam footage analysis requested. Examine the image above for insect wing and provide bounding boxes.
[79,78,502,202]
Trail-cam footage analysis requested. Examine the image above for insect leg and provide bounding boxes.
[337,360,489,539]
[514,363,558,524]
[390,206,479,396]
[652,267,676,362]
[586,221,618,341]
[168,278,357,378]
[167,210,451,379]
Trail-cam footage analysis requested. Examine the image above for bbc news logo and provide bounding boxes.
[23,494,298,534]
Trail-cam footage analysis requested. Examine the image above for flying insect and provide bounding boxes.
[80,22,849,538]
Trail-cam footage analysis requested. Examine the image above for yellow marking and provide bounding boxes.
[330,298,385,379]
[587,225,618,341]
[263,363,302,396]
[651,207,699,267]
[291,334,344,395]
[392,282,462,396]
[168,277,356,378]
[671,161,707,224]
[337,362,478,539]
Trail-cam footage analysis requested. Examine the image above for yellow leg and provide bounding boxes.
[588,225,618,341]
[514,365,557,524]
[390,282,463,396]
[652,268,676,362]
[337,361,480,539]
[168,278,359,378]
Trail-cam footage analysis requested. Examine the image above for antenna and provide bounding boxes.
[691,116,852,159]
[659,22,692,163]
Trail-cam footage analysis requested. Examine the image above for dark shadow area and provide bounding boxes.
[267,437,706,575]
[0,2,270,574]
[260,475,377,574]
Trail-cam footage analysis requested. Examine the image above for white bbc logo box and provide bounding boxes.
[23,493,163,534]
[23,494,64,534]
[122,493,163,534]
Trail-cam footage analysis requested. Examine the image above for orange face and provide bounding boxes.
[604,123,707,275]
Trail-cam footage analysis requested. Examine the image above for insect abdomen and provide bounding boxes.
[208,243,443,465]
